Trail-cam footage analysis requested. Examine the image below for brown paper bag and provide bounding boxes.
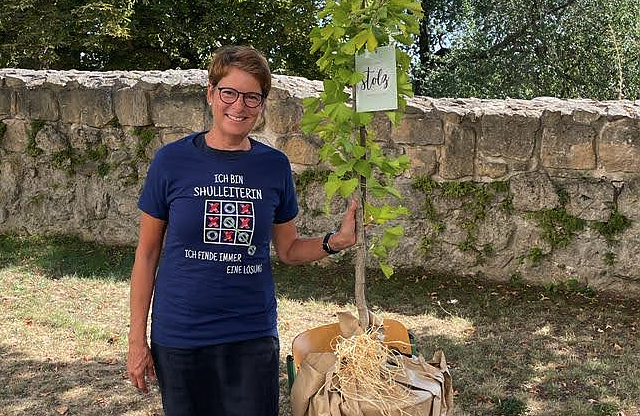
[290,313,453,416]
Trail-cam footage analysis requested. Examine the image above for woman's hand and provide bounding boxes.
[329,198,358,251]
[127,342,156,393]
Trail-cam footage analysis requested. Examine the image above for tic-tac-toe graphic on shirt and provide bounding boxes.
[203,200,255,246]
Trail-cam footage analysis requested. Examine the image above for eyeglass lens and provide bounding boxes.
[217,87,263,108]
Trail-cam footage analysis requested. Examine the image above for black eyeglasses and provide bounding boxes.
[217,87,264,108]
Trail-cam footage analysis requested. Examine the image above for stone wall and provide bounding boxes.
[2,68,640,295]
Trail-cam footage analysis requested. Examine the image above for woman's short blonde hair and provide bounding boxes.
[207,45,272,98]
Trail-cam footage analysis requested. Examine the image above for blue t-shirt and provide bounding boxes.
[138,132,298,348]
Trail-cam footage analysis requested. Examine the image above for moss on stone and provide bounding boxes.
[97,162,111,177]
[526,246,544,264]
[294,169,330,195]
[27,120,45,157]
[86,144,108,162]
[51,147,76,175]
[123,169,139,186]
[591,210,631,241]
[412,175,438,194]
[603,251,616,266]
[527,207,586,249]
[133,127,156,161]
[412,176,511,262]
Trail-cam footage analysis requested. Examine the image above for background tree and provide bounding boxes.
[415,0,640,100]
[0,0,322,79]
[2,0,638,100]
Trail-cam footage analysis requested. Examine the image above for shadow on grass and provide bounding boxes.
[0,234,134,281]
[0,345,160,416]
[274,261,640,416]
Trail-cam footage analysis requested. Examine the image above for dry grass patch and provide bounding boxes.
[1,235,640,416]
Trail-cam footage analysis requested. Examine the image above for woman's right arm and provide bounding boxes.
[127,212,167,393]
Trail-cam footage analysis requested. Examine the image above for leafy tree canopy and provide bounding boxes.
[0,0,322,79]
[415,0,640,100]
[2,0,638,100]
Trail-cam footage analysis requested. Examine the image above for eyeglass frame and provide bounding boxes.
[215,86,265,108]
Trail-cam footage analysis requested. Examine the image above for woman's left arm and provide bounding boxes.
[272,199,357,265]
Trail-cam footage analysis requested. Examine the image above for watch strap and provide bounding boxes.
[322,232,339,255]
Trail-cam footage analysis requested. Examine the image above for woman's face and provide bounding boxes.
[207,67,264,142]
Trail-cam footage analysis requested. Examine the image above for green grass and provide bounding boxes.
[0,234,134,280]
[0,234,639,416]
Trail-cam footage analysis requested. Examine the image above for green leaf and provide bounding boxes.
[353,29,370,49]
[320,26,335,40]
[341,39,356,55]
[385,110,403,126]
[352,144,366,159]
[324,175,342,200]
[379,262,394,278]
[302,97,320,111]
[351,111,373,127]
[354,159,372,178]
[384,186,402,199]
[366,31,378,52]
[339,177,359,197]
[385,225,404,237]
[300,113,322,134]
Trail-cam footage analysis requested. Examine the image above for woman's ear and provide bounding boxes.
[206,84,214,105]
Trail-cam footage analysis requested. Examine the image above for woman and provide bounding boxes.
[126,45,357,416]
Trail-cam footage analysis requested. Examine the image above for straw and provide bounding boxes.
[331,328,414,416]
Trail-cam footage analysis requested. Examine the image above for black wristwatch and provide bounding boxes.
[322,231,340,255]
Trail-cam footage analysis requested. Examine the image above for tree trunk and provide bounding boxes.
[355,126,369,329]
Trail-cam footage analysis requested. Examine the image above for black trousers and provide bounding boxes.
[151,336,280,416]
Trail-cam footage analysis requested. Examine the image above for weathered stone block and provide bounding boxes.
[599,119,640,172]
[572,109,600,124]
[15,88,59,121]
[476,158,508,179]
[59,88,114,127]
[160,127,193,144]
[541,113,596,170]
[69,124,101,150]
[1,119,29,152]
[150,89,206,131]
[0,154,24,205]
[391,111,444,145]
[510,171,559,211]
[0,88,12,115]
[114,87,151,126]
[370,112,391,142]
[439,122,474,179]
[555,178,614,221]
[510,216,553,263]
[610,223,640,293]
[476,209,515,251]
[73,177,110,221]
[265,95,303,134]
[277,134,319,165]
[405,146,437,177]
[479,114,537,160]
[36,124,68,155]
[100,127,125,151]
[617,177,640,221]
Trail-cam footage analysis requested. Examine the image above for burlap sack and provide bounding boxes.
[290,313,453,416]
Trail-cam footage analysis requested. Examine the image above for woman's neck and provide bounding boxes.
[204,130,251,151]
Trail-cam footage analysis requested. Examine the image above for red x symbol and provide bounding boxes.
[208,202,220,213]
[239,218,251,229]
[207,216,219,227]
[223,231,234,242]
[240,204,252,214]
